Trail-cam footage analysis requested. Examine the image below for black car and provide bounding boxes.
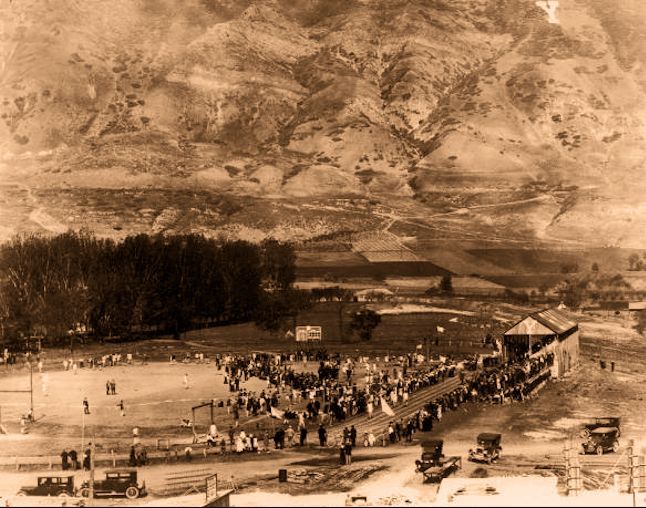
[80,468,147,499]
[415,439,445,470]
[581,427,620,455]
[17,475,76,497]
[468,433,502,464]
[581,417,621,438]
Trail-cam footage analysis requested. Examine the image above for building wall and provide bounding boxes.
[552,330,580,377]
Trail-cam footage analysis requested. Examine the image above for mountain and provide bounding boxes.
[1,0,645,248]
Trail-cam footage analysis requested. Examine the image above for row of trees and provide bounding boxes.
[0,231,300,343]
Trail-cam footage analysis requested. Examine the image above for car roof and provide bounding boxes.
[104,468,137,474]
[477,433,501,440]
[421,439,444,447]
[38,474,75,478]
[590,426,618,434]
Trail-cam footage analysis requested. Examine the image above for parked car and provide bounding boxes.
[415,439,445,470]
[415,439,461,483]
[581,417,621,438]
[80,468,146,499]
[468,433,502,464]
[581,427,619,455]
[17,475,76,497]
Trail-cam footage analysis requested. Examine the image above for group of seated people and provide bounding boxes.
[467,352,555,404]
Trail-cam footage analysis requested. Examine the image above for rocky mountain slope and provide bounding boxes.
[1,0,645,247]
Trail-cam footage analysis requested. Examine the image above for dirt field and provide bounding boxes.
[1,307,645,505]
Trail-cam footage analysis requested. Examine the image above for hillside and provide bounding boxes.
[1,0,645,248]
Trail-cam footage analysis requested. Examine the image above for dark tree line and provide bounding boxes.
[0,231,299,343]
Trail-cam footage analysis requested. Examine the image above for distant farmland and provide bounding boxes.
[487,274,567,290]
[296,261,451,279]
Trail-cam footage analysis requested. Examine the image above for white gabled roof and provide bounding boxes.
[504,316,555,336]
[504,307,577,336]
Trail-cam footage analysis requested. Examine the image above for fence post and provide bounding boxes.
[15,455,19,471]
[627,439,639,494]
[49,455,52,470]
[563,443,571,496]
[112,449,116,467]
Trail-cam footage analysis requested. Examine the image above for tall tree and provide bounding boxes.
[260,238,296,290]
[440,273,453,294]
[349,308,382,341]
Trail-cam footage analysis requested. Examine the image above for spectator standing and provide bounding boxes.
[285,425,295,447]
[318,424,327,447]
[83,447,91,470]
[69,449,79,470]
[344,442,353,465]
[60,450,69,471]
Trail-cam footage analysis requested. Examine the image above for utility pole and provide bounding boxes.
[29,362,33,418]
[89,434,96,502]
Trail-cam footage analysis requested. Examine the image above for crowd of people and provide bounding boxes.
[4,335,562,470]
[60,447,92,471]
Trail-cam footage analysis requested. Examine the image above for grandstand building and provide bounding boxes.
[502,307,579,378]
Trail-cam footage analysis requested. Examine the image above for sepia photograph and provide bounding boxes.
[1,0,645,506]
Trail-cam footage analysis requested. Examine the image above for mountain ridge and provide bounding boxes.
[1,0,645,248]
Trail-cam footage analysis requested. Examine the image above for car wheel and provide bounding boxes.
[80,488,91,498]
[596,446,604,455]
[612,441,619,453]
[125,486,139,499]
[58,492,69,498]
[16,491,26,497]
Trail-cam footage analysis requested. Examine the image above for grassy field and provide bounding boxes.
[186,301,506,356]
[486,273,567,290]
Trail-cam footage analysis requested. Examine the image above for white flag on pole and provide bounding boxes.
[380,397,395,417]
[270,406,285,420]
[436,325,445,333]
[449,317,458,323]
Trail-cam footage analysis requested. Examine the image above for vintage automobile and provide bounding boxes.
[17,475,76,497]
[415,439,461,483]
[80,468,147,499]
[581,417,621,438]
[581,427,620,455]
[415,440,445,470]
[468,433,502,464]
